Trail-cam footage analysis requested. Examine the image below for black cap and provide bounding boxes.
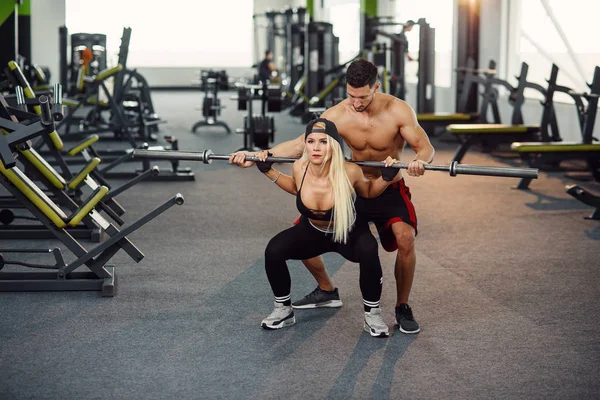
[305,118,344,148]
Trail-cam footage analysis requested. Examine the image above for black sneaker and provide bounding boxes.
[291,286,343,309]
[395,304,420,334]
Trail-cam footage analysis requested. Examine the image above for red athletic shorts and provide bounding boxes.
[354,178,417,252]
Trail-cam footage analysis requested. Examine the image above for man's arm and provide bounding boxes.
[347,159,399,198]
[396,101,435,176]
[269,134,305,157]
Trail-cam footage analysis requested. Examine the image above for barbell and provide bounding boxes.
[131,149,539,179]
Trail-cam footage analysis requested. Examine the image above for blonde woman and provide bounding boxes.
[254,118,400,337]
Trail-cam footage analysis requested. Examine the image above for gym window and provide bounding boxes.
[514,0,600,102]
[325,0,361,64]
[394,0,454,87]
[65,0,254,68]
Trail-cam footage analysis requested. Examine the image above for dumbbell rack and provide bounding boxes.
[233,83,278,151]
[191,74,231,134]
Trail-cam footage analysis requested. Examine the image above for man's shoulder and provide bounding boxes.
[381,94,413,113]
[378,92,405,104]
[321,101,348,120]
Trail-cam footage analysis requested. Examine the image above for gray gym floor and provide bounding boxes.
[1,92,598,399]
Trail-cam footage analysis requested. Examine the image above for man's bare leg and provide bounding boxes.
[390,222,416,305]
[390,222,420,333]
[301,256,335,291]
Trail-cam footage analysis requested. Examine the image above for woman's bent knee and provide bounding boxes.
[265,238,287,261]
[355,235,379,261]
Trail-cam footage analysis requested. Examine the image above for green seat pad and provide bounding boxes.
[418,112,477,122]
[511,141,600,152]
[448,124,540,134]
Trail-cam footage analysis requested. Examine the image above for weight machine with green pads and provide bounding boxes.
[447,63,562,163]
[511,66,600,189]
[0,107,183,295]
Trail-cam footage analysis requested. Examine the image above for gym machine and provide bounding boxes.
[4,66,192,182]
[511,66,600,190]
[288,21,342,119]
[305,22,341,108]
[0,88,102,241]
[62,30,107,96]
[296,56,360,123]
[455,0,480,115]
[448,62,564,164]
[0,91,184,296]
[191,70,231,133]
[113,27,164,141]
[0,87,174,241]
[417,58,492,134]
[233,82,282,151]
[565,185,600,220]
[361,15,405,96]
[254,7,307,89]
[361,16,436,113]
[416,19,436,113]
[285,8,308,100]
[418,58,507,134]
[59,26,163,144]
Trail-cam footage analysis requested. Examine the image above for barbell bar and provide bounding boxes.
[131,149,539,179]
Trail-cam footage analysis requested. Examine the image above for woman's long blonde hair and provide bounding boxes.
[301,131,356,243]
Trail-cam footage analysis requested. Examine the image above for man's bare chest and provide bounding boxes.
[339,119,400,151]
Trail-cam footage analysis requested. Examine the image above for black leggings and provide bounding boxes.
[264,216,382,307]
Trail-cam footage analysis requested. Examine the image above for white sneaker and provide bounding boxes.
[364,308,389,337]
[261,302,296,330]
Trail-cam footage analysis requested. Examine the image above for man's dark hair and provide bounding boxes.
[405,20,415,27]
[346,59,378,88]
[265,50,272,57]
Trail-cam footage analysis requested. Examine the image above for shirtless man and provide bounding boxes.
[230,58,435,333]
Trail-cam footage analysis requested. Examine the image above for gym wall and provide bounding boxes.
[30,0,65,83]
[0,0,31,71]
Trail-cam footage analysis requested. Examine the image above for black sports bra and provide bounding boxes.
[296,165,334,221]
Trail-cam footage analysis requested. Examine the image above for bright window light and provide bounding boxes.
[395,0,454,87]
[326,1,361,63]
[65,0,254,68]
[518,0,600,95]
